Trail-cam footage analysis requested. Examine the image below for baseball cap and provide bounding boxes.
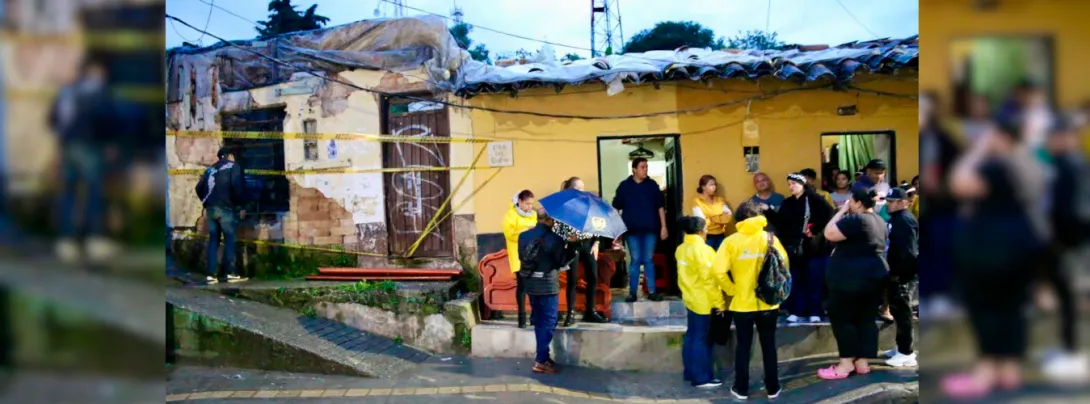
[885,187,909,201]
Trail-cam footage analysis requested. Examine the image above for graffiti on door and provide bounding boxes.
[382,104,452,257]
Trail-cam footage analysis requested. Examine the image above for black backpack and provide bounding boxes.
[755,232,792,306]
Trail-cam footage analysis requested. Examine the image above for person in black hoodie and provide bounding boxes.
[881,187,919,368]
[765,173,833,323]
[518,211,578,374]
[195,146,249,284]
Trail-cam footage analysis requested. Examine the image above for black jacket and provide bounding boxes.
[195,158,247,210]
[1051,152,1090,247]
[517,223,576,296]
[48,82,116,144]
[766,189,833,257]
[887,209,919,279]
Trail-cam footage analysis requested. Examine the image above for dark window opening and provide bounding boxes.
[303,119,319,161]
[221,108,289,214]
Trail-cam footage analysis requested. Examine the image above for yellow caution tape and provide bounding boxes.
[172,230,388,257]
[404,144,486,257]
[167,130,490,143]
[169,165,492,176]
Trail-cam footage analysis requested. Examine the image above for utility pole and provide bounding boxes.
[590,0,624,57]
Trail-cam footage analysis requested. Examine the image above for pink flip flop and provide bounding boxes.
[941,373,992,400]
[817,365,853,380]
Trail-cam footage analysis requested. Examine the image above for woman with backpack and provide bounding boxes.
[712,202,788,400]
[818,188,890,380]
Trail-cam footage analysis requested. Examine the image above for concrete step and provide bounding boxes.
[472,318,908,372]
[167,286,432,378]
[610,296,687,323]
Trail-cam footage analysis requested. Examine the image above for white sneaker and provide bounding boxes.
[85,237,119,263]
[786,315,801,323]
[55,238,80,264]
[883,349,898,359]
[730,387,748,400]
[766,386,783,399]
[1042,352,1090,385]
[694,379,722,388]
[225,274,248,283]
[886,352,918,367]
[206,276,219,285]
[808,316,822,323]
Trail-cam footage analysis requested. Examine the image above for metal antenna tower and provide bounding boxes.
[590,0,624,57]
[451,2,464,24]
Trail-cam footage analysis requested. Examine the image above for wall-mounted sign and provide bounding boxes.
[487,141,514,167]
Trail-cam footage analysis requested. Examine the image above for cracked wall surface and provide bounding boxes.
[166,65,478,265]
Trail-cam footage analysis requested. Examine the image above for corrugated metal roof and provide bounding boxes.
[454,35,918,98]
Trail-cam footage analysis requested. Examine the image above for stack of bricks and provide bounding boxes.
[283,181,359,247]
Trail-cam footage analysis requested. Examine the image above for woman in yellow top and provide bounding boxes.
[712,202,788,400]
[675,216,725,388]
[691,175,734,250]
[502,189,538,327]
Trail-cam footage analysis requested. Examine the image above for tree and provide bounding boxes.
[725,30,787,51]
[256,0,330,38]
[449,22,491,63]
[622,21,724,53]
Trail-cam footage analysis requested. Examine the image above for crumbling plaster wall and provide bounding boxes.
[167,62,478,262]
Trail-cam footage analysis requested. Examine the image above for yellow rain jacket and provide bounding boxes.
[712,215,789,313]
[676,234,726,315]
[502,205,537,273]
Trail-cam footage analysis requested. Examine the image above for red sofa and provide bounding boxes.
[477,249,616,319]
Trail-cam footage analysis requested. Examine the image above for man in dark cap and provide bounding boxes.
[195,146,248,284]
[881,187,919,367]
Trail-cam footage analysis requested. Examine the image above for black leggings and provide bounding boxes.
[565,239,598,313]
[827,284,884,359]
[886,278,916,355]
[960,269,1031,358]
[517,275,527,319]
[1044,245,1077,352]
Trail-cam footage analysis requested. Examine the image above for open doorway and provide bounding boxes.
[819,131,897,192]
[597,135,683,295]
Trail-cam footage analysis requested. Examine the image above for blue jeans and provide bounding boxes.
[56,142,106,238]
[705,234,726,251]
[683,309,714,385]
[206,207,238,277]
[529,294,559,363]
[626,232,658,296]
[784,255,827,318]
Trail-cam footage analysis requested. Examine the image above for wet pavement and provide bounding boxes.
[167,355,918,403]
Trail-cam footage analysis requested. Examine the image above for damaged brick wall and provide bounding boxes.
[284,178,362,248]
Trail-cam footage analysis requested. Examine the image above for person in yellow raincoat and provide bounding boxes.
[712,202,787,400]
[691,175,734,250]
[503,190,538,327]
[676,216,726,388]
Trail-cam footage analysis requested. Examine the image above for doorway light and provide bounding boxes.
[629,142,655,159]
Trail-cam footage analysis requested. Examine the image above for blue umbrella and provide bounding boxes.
[538,189,627,239]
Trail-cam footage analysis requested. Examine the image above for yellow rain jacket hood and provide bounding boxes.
[712,215,788,313]
[676,234,727,315]
[502,205,537,273]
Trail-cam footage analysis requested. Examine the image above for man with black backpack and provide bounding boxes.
[195,146,248,284]
[517,211,577,374]
[713,202,789,400]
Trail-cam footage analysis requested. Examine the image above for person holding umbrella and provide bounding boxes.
[517,211,578,374]
[553,177,609,325]
[611,158,667,302]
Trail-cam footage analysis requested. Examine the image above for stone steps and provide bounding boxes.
[472,295,909,372]
[167,286,432,378]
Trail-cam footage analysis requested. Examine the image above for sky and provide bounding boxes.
[166,0,919,57]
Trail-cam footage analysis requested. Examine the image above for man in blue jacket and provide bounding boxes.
[612,158,667,302]
[195,147,249,284]
[518,211,577,374]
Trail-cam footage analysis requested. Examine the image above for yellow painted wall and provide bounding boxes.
[919,0,1090,108]
[676,78,919,210]
[469,85,681,234]
[468,77,918,234]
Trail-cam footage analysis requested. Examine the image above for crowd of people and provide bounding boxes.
[504,153,923,398]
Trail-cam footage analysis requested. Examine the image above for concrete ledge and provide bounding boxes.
[472,320,907,372]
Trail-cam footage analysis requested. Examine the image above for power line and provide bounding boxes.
[765,0,772,34]
[194,0,215,45]
[833,0,879,39]
[165,14,913,121]
[197,0,259,27]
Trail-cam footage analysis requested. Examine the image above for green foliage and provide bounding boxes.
[725,30,787,51]
[449,22,491,62]
[300,306,316,317]
[256,0,330,38]
[622,21,725,53]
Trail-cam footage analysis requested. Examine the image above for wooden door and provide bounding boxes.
[382,100,453,257]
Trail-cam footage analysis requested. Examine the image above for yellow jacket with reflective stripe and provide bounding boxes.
[676,234,726,315]
[502,205,537,273]
[712,215,788,313]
